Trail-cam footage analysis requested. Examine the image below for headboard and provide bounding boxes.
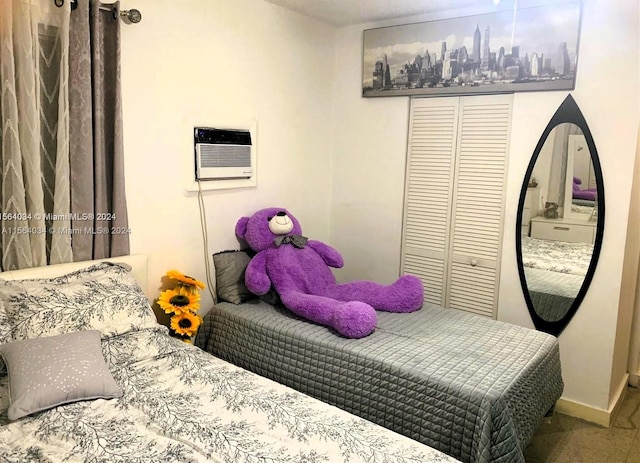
[0,255,150,300]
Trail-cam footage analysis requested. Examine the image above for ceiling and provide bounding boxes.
[262,0,490,27]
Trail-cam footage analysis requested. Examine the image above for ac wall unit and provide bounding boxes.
[194,127,253,180]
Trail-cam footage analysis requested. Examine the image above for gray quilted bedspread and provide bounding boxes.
[195,301,563,463]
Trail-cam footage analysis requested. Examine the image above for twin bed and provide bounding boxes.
[196,295,563,463]
[0,256,459,462]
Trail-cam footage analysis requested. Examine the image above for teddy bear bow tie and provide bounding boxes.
[274,235,308,248]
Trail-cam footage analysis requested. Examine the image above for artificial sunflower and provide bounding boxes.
[170,311,202,337]
[166,270,205,291]
[157,286,200,315]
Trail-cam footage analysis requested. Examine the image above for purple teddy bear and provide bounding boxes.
[235,207,424,338]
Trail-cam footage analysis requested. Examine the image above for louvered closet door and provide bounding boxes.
[401,94,512,318]
[447,95,512,317]
[401,98,459,306]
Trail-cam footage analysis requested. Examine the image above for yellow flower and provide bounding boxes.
[170,311,201,337]
[166,270,205,291]
[158,287,200,315]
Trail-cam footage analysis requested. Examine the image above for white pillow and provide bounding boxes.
[0,262,158,344]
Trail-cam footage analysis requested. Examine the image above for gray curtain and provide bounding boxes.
[69,0,129,260]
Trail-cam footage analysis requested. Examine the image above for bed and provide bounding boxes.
[521,236,592,321]
[0,256,459,463]
[195,297,563,463]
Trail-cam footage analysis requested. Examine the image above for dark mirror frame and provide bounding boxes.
[515,94,605,337]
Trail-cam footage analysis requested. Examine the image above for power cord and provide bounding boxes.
[197,180,217,304]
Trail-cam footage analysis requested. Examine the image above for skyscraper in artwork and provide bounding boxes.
[473,24,481,63]
[383,54,391,88]
[557,42,571,74]
[482,25,490,71]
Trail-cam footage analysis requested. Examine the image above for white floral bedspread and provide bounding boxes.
[521,236,593,276]
[0,327,458,463]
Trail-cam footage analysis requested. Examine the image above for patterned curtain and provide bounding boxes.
[0,0,71,270]
[0,0,129,271]
[69,0,129,261]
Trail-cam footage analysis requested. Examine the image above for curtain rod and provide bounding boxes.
[54,0,143,24]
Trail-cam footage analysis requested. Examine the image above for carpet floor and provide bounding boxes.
[524,386,640,462]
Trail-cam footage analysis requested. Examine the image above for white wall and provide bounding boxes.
[119,0,336,310]
[627,17,640,380]
[330,0,639,414]
[623,125,640,387]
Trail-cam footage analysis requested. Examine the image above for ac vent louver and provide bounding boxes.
[194,127,253,180]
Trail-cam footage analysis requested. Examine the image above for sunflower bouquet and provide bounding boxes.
[158,270,205,342]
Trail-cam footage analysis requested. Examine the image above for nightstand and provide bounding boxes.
[530,215,596,244]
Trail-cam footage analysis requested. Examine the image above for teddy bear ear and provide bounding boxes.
[235,216,250,239]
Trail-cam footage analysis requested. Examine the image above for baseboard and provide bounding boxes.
[630,373,640,388]
[555,374,629,427]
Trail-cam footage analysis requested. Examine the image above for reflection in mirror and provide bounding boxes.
[516,95,605,336]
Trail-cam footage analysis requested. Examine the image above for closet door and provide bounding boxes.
[401,98,459,307]
[447,95,512,317]
[401,94,512,317]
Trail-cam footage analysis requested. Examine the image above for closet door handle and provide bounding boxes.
[470,259,478,267]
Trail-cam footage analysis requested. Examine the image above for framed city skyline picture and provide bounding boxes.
[362,2,582,98]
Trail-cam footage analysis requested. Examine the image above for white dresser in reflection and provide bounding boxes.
[521,187,540,236]
[530,215,596,244]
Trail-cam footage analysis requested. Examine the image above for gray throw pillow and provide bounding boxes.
[213,250,255,304]
[0,330,122,420]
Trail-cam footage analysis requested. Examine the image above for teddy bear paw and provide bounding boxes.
[388,275,424,312]
[333,302,377,339]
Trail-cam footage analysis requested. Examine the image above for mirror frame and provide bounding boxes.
[515,94,605,337]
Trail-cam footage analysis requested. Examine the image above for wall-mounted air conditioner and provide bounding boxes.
[194,127,253,180]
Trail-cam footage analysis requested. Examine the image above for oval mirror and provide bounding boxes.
[516,95,605,336]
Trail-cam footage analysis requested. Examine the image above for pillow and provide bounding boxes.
[0,330,122,420]
[0,262,158,344]
[213,250,255,304]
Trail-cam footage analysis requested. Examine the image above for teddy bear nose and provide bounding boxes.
[276,212,286,217]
